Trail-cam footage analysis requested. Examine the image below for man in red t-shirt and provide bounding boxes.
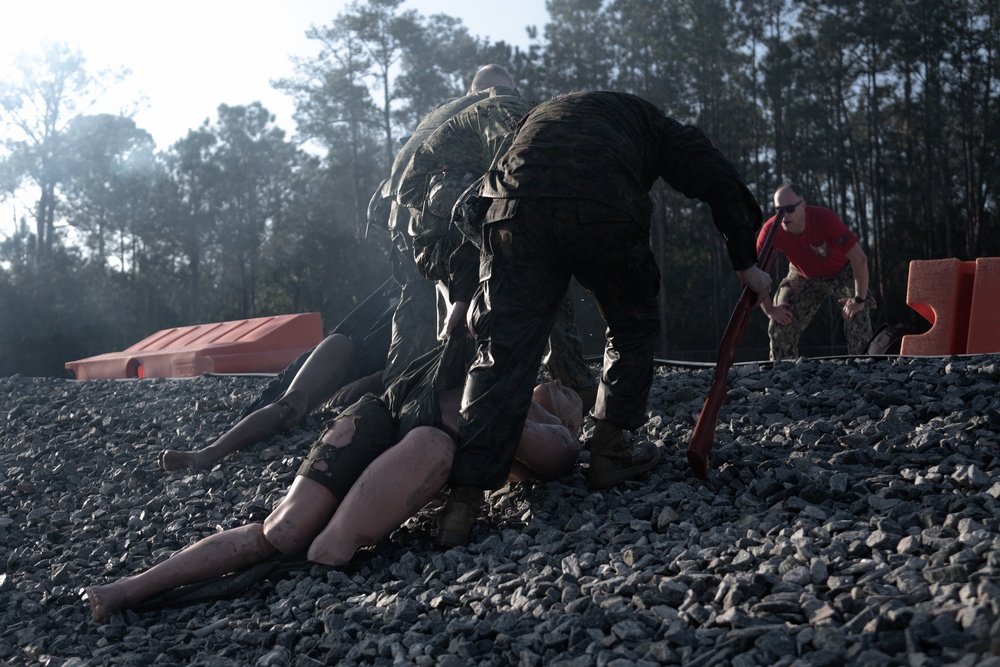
[757,182,874,359]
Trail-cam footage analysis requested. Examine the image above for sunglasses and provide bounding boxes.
[776,200,804,215]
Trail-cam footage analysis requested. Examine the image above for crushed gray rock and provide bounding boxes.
[1,355,999,665]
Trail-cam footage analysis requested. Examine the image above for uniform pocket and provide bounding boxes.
[480,221,514,282]
[626,242,661,301]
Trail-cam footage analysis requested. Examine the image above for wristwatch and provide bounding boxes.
[853,295,866,304]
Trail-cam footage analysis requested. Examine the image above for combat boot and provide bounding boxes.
[435,485,485,548]
[586,420,660,488]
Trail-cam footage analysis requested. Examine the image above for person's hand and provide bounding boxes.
[328,375,379,406]
[838,297,865,322]
[736,266,772,307]
[765,303,793,326]
[441,300,470,339]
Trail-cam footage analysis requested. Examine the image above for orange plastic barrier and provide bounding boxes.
[65,313,323,380]
[900,258,1000,355]
[967,258,1000,354]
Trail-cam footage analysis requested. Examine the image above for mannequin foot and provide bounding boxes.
[83,583,128,622]
[158,449,207,472]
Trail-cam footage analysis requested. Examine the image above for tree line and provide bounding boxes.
[1,0,997,378]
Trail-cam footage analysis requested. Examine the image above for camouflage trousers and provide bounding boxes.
[384,244,440,388]
[454,198,660,489]
[769,263,875,359]
[542,291,598,394]
[436,281,597,395]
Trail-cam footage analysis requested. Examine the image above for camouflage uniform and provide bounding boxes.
[395,91,530,309]
[768,263,876,358]
[396,94,598,396]
[377,88,517,387]
[453,91,762,489]
[380,197,438,388]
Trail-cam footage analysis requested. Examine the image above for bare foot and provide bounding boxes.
[83,583,128,622]
[158,449,202,472]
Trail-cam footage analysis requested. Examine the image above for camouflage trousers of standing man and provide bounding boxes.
[541,289,598,399]
[768,263,875,360]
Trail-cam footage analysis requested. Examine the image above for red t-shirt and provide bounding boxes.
[757,205,857,279]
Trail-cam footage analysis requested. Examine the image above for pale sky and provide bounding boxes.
[0,0,550,149]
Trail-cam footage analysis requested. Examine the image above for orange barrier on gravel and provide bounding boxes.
[901,258,1000,355]
[966,258,1000,354]
[65,313,323,380]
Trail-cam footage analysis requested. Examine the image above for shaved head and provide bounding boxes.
[468,64,516,93]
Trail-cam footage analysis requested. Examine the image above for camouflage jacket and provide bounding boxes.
[385,86,520,240]
[481,91,761,270]
[397,94,538,302]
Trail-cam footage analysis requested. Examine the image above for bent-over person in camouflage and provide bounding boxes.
[373,66,522,388]
[397,93,599,410]
[436,90,772,548]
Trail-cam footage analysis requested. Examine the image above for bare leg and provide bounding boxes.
[84,523,278,622]
[158,398,305,471]
[282,334,360,412]
[263,476,344,555]
[158,334,358,471]
[85,475,341,622]
[307,426,455,565]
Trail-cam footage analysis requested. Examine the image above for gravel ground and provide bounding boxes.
[1,354,999,667]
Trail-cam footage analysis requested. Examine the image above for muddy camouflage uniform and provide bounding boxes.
[397,94,598,396]
[376,88,517,387]
[453,91,762,489]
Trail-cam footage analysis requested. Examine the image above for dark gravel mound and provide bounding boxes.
[1,355,999,666]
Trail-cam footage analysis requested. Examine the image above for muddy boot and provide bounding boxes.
[586,420,660,488]
[435,485,484,548]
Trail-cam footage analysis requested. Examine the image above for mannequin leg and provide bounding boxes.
[86,471,341,622]
[159,335,358,471]
[306,426,455,565]
[158,398,303,471]
[84,523,278,622]
[285,334,359,413]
